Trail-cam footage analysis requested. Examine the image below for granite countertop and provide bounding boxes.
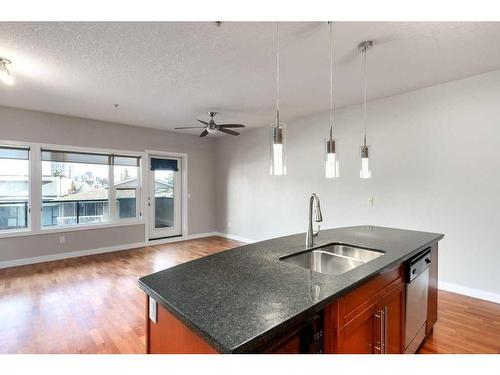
[138,226,443,353]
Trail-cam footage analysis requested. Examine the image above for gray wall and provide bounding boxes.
[215,70,500,297]
[0,105,216,262]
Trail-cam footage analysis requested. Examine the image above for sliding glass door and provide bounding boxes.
[148,156,182,239]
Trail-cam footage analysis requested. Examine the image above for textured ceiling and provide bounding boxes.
[0,22,500,133]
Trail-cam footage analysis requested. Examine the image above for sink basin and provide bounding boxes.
[280,244,384,276]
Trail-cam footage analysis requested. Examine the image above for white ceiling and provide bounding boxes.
[1,22,500,133]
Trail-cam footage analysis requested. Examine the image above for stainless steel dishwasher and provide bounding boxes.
[404,248,431,354]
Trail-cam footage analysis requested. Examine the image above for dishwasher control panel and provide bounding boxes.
[406,248,431,283]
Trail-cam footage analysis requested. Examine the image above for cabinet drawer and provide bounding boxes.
[339,264,403,322]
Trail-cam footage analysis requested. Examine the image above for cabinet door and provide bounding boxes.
[337,303,380,354]
[379,282,405,354]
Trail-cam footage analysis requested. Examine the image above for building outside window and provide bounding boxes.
[114,155,141,219]
[0,146,30,231]
[41,149,110,227]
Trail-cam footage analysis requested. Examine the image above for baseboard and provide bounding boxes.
[0,241,147,270]
[439,281,500,304]
[146,232,220,246]
[213,232,257,244]
[0,231,220,270]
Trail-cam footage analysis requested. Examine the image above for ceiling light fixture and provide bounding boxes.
[358,41,373,179]
[0,57,14,85]
[269,22,287,176]
[325,22,339,179]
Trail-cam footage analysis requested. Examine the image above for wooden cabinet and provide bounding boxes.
[339,303,379,353]
[380,282,405,353]
[325,264,405,354]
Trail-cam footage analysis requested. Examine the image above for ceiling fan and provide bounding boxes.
[174,112,245,137]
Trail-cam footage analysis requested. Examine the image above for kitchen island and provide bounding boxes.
[138,226,443,354]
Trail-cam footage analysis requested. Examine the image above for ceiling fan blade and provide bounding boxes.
[200,129,209,137]
[218,128,240,136]
[218,124,245,128]
[175,126,206,129]
[197,119,209,125]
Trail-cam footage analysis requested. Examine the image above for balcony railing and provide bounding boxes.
[0,200,28,229]
[1,195,140,230]
[42,199,108,226]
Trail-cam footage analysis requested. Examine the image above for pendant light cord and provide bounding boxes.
[363,46,368,147]
[276,22,280,128]
[329,21,334,140]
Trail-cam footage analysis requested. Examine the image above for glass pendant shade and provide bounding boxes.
[360,145,371,179]
[325,138,339,178]
[269,124,287,176]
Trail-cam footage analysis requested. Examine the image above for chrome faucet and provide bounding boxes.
[306,193,323,248]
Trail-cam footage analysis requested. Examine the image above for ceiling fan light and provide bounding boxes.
[0,57,14,86]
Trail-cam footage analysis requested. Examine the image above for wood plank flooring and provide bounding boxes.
[0,236,242,354]
[0,236,498,354]
[419,290,500,354]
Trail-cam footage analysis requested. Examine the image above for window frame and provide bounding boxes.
[0,139,144,239]
[0,140,32,236]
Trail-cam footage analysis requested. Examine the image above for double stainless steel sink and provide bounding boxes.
[280,244,384,276]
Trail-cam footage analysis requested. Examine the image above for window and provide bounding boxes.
[42,149,110,227]
[0,141,142,236]
[0,146,30,231]
[40,149,141,228]
[114,155,140,219]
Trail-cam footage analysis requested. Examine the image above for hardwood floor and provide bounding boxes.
[419,290,500,354]
[0,236,242,354]
[0,236,498,354]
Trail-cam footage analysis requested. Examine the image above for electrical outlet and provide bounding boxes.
[59,236,65,244]
[368,196,374,207]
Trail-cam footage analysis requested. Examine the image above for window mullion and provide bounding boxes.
[31,145,42,232]
[109,155,116,223]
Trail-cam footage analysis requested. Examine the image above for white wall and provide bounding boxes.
[215,70,500,299]
[0,105,217,263]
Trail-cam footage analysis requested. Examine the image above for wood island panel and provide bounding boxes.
[426,243,439,336]
[146,296,218,354]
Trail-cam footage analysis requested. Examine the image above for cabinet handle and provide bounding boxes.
[382,306,388,354]
[380,308,385,354]
[374,311,383,354]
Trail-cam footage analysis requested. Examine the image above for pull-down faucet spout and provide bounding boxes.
[306,193,323,248]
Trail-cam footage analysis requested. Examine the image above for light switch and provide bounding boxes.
[149,296,157,323]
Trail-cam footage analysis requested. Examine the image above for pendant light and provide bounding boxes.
[358,40,373,179]
[325,22,339,179]
[269,22,287,176]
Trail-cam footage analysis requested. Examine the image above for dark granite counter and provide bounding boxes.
[138,226,443,353]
